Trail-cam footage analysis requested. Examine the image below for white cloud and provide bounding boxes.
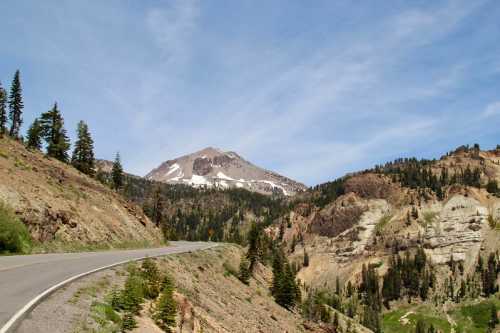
[145,0,200,64]
[482,101,500,118]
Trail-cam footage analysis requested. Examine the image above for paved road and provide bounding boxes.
[0,241,216,331]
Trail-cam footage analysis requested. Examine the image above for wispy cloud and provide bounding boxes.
[146,0,200,64]
[1,0,498,185]
[482,101,500,118]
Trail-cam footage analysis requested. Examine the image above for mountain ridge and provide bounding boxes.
[145,146,307,196]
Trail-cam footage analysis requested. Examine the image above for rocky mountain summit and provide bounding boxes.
[145,147,307,196]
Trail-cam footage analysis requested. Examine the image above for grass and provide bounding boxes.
[69,277,111,304]
[450,297,500,333]
[13,157,30,171]
[0,201,32,254]
[90,301,121,332]
[375,213,393,235]
[487,214,500,230]
[32,238,167,254]
[421,211,439,227]
[383,304,451,333]
[223,260,238,278]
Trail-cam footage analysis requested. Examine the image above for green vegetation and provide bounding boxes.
[0,80,7,136]
[8,70,24,138]
[375,213,393,234]
[40,102,71,163]
[26,118,43,151]
[153,274,177,332]
[422,211,438,227]
[0,202,32,254]
[71,120,96,176]
[312,177,346,208]
[238,255,251,285]
[31,238,165,254]
[91,260,178,332]
[375,154,482,200]
[382,305,451,333]
[112,152,124,190]
[271,247,301,310]
[488,214,498,229]
[90,301,122,331]
[452,298,500,332]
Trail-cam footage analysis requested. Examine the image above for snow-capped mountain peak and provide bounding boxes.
[145,147,306,196]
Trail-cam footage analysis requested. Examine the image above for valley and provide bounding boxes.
[3,130,500,332]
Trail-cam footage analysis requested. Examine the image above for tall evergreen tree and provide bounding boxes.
[271,248,301,309]
[40,103,70,162]
[415,319,426,333]
[26,118,43,151]
[112,152,124,190]
[71,120,95,176]
[489,303,498,329]
[0,81,7,136]
[238,255,251,285]
[246,222,262,271]
[8,70,23,138]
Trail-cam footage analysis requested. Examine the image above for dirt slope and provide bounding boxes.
[18,245,358,333]
[0,137,161,250]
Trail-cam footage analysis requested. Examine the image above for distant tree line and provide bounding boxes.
[373,157,484,200]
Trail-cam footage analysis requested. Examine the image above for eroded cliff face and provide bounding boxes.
[423,195,487,266]
[277,173,500,289]
[0,137,161,250]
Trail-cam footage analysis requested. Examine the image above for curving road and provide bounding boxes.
[0,241,216,332]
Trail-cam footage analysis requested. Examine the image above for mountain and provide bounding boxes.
[145,147,307,196]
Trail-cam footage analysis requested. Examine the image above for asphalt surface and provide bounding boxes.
[0,241,216,331]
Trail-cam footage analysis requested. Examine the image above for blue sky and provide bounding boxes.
[1,0,500,186]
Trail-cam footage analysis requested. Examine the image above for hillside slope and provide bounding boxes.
[265,146,500,332]
[0,137,161,251]
[17,245,371,333]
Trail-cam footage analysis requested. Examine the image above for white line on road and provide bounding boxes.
[0,244,216,333]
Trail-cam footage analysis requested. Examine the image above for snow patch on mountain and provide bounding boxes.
[145,147,307,196]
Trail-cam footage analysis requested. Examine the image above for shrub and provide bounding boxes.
[141,258,161,299]
[154,274,177,332]
[119,274,145,315]
[120,312,137,332]
[238,256,251,285]
[0,202,32,254]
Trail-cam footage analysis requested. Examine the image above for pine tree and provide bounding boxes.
[271,248,300,309]
[415,319,426,333]
[120,274,144,315]
[150,186,163,227]
[238,255,251,285]
[71,120,95,176]
[303,249,309,267]
[333,311,339,330]
[0,81,7,136]
[141,258,161,299]
[246,222,261,271]
[489,303,498,329]
[154,274,177,332]
[26,118,43,151]
[8,70,23,138]
[112,152,124,190]
[40,103,70,162]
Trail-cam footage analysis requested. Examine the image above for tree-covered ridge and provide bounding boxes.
[98,173,291,243]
